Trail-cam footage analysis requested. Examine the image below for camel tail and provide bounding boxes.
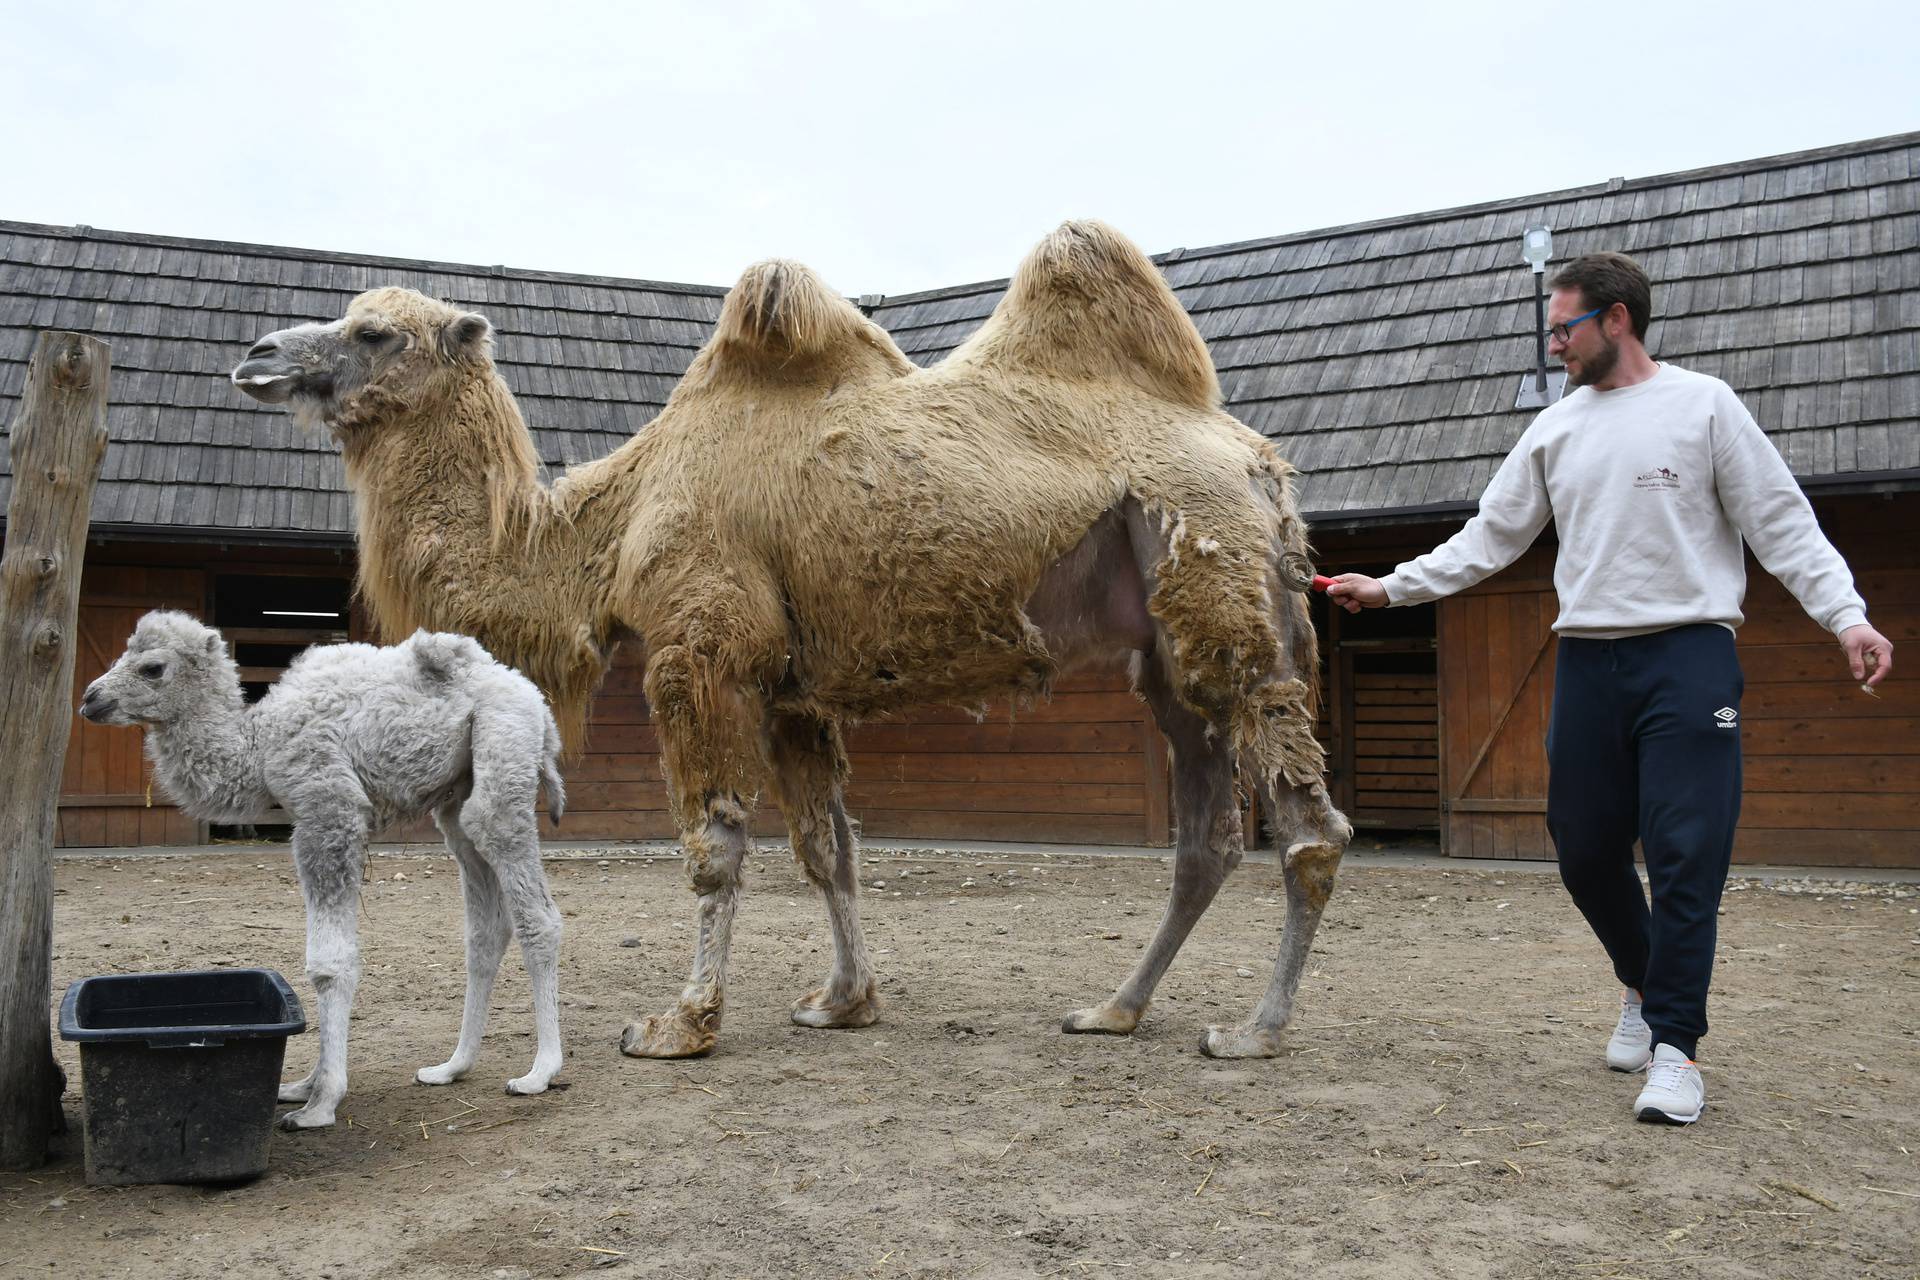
[956,220,1220,411]
[539,712,566,827]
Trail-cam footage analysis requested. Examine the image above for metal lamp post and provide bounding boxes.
[1514,223,1566,409]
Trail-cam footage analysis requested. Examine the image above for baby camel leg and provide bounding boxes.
[766,714,877,1029]
[416,803,514,1088]
[1064,660,1241,1036]
[488,829,565,1094]
[1200,774,1352,1059]
[280,815,367,1130]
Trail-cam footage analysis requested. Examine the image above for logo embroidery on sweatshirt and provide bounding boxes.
[1713,706,1738,727]
[1634,465,1682,491]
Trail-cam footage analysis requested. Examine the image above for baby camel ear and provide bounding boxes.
[439,311,493,363]
[205,632,222,656]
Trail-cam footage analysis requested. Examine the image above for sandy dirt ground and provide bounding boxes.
[4,841,1918,1280]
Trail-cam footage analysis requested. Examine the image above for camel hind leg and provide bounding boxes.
[766,714,878,1029]
[416,799,513,1087]
[1202,587,1352,1058]
[1201,773,1350,1058]
[1063,654,1242,1035]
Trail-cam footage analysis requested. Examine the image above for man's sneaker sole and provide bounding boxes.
[1635,1101,1702,1125]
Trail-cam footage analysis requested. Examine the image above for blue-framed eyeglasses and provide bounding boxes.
[1549,307,1605,344]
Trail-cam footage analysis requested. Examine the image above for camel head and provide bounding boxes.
[80,611,243,728]
[230,288,494,437]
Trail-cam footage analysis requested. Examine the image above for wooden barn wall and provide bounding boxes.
[40,489,1915,869]
[1436,492,1918,868]
[566,647,1170,846]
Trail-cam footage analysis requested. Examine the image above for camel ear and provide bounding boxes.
[439,311,493,363]
[205,632,222,656]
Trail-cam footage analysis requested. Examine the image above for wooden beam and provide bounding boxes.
[0,333,110,1169]
[1447,798,1549,814]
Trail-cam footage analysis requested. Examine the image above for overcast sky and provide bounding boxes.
[3,0,1914,298]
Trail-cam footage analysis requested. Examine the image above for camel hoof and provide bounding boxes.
[1061,1004,1141,1036]
[278,1106,336,1131]
[506,1074,552,1096]
[415,1063,466,1086]
[790,988,879,1029]
[1199,1023,1286,1059]
[619,1014,715,1060]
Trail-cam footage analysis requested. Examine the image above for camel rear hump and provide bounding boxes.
[950,220,1220,411]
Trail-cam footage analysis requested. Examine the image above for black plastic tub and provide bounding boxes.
[58,969,306,1185]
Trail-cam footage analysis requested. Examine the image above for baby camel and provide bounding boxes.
[79,611,567,1129]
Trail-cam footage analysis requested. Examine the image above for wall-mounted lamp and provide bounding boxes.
[1515,222,1567,409]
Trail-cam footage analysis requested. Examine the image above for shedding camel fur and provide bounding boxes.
[233,220,1353,1061]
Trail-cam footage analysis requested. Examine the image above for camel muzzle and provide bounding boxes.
[230,336,308,403]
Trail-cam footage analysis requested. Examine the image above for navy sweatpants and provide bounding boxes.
[1545,624,1743,1060]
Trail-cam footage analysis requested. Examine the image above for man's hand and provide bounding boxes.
[1326,573,1388,614]
[1840,623,1893,689]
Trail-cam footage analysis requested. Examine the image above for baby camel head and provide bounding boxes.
[79,611,240,728]
[230,287,494,437]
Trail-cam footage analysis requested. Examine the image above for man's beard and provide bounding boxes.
[1567,335,1620,389]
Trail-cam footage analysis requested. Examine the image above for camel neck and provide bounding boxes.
[147,700,273,822]
[334,372,618,750]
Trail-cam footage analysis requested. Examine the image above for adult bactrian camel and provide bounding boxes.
[232,221,1353,1060]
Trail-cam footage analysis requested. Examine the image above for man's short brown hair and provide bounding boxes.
[1548,252,1652,341]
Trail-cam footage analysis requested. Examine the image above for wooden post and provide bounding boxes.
[0,332,109,1169]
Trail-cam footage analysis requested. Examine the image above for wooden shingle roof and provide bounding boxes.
[873,131,1920,520]
[3,131,1915,537]
[0,227,724,540]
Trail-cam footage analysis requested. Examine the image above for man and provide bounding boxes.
[1327,252,1894,1125]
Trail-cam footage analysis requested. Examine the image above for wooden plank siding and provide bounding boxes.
[57,563,206,847]
[1435,546,1556,859]
[1433,494,1919,867]
[1350,671,1440,827]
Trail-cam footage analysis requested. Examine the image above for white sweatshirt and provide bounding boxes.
[1379,364,1868,639]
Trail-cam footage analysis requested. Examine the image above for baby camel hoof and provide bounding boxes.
[619,1013,715,1060]
[790,988,879,1030]
[415,1064,466,1087]
[506,1075,552,1096]
[1061,1004,1141,1036]
[278,1107,336,1131]
[1199,1023,1287,1059]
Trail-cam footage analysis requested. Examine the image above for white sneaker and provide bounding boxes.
[1634,1044,1704,1124]
[1606,993,1652,1072]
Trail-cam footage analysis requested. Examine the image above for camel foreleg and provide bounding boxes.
[620,795,750,1058]
[766,714,878,1029]
[621,644,770,1059]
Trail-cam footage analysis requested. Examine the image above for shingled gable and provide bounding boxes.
[3,130,1916,539]
[0,229,725,541]
[873,130,1920,524]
